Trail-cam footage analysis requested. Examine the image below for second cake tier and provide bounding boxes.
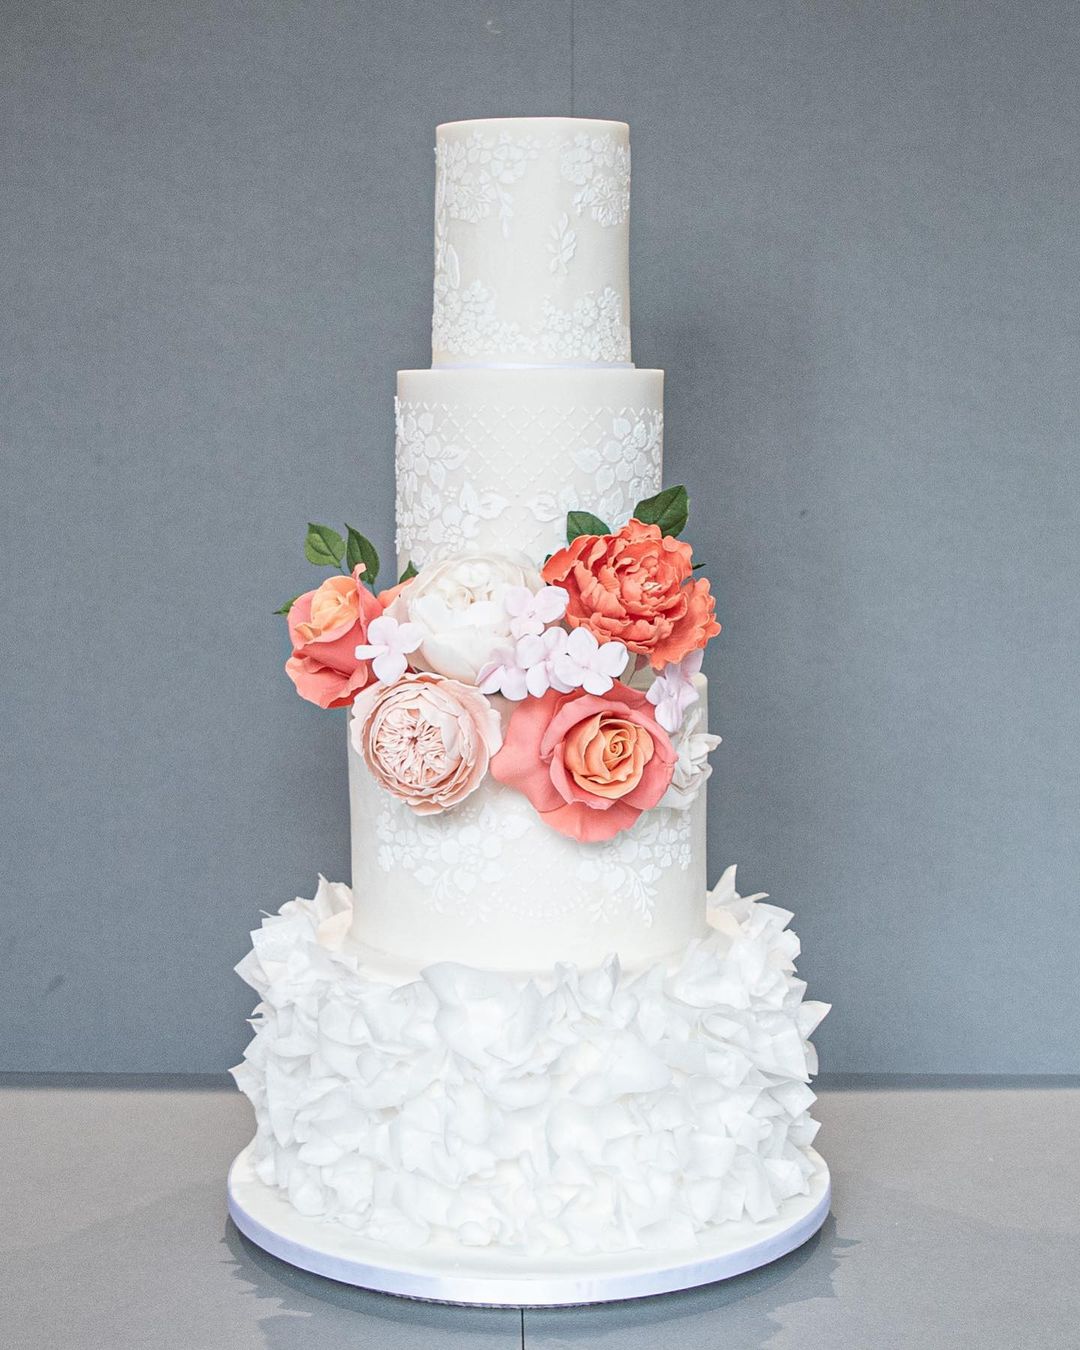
[395,367,664,573]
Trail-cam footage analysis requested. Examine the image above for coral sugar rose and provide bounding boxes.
[491,682,676,843]
[285,567,383,709]
[542,519,720,670]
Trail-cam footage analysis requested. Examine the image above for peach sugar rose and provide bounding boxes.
[491,682,675,843]
[285,567,383,709]
[541,519,720,670]
[351,672,502,815]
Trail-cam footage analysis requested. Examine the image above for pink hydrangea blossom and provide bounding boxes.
[355,614,423,684]
[503,584,569,639]
[645,649,703,733]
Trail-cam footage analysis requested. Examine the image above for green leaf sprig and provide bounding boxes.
[561,484,691,550]
[276,522,383,614]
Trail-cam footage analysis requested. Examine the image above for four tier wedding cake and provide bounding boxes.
[232,117,828,1272]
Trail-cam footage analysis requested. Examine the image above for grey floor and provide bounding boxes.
[2,1077,1078,1349]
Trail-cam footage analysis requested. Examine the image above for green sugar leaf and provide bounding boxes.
[304,522,346,567]
[632,485,689,537]
[566,510,611,543]
[345,525,380,584]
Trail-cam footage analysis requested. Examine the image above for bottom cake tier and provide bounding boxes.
[231,867,829,1256]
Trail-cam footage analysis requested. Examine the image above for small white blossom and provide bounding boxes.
[646,649,703,732]
[551,627,629,696]
[660,705,722,810]
[355,615,423,685]
[503,584,569,639]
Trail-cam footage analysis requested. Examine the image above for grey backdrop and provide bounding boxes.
[3,0,1078,1074]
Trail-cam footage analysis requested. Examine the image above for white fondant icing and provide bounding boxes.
[232,869,828,1255]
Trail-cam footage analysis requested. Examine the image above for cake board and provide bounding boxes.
[227,1142,831,1307]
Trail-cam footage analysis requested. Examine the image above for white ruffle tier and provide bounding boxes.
[232,867,829,1255]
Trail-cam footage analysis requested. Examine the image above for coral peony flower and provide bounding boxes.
[285,567,383,709]
[542,519,721,670]
[351,672,502,814]
[491,682,676,842]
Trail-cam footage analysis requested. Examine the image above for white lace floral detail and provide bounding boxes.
[372,782,688,928]
[436,128,542,236]
[432,260,530,360]
[527,409,663,532]
[431,127,632,363]
[395,398,510,562]
[559,131,631,226]
[432,265,629,363]
[536,286,630,362]
[373,792,538,923]
[578,809,692,925]
[547,212,577,275]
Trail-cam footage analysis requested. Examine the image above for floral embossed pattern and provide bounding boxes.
[527,409,663,537]
[537,286,630,362]
[436,128,542,236]
[372,780,690,926]
[432,125,632,363]
[395,399,510,561]
[579,808,692,924]
[374,791,534,922]
[395,400,662,568]
[559,131,631,226]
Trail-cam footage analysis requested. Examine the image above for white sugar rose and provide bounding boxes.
[659,705,722,810]
[386,552,544,683]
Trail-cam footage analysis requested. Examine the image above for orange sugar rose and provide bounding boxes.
[285,566,383,710]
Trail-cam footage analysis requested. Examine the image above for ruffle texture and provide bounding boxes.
[232,868,829,1254]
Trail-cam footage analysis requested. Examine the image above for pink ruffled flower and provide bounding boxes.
[351,672,502,815]
[490,683,676,843]
[285,567,383,709]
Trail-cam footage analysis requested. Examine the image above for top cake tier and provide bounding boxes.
[432,117,632,368]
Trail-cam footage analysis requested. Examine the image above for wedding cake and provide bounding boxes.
[230,117,829,1296]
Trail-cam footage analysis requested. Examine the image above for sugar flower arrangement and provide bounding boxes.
[278,488,721,843]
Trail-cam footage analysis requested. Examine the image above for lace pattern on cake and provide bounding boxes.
[436,127,542,236]
[371,783,686,926]
[547,213,577,275]
[373,793,538,922]
[581,809,692,925]
[528,409,663,532]
[536,286,630,362]
[232,868,829,1254]
[395,399,511,559]
[432,265,630,363]
[559,131,631,226]
[432,126,631,362]
[395,401,662,568]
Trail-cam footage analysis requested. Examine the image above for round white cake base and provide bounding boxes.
[227,1143,831,1307]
